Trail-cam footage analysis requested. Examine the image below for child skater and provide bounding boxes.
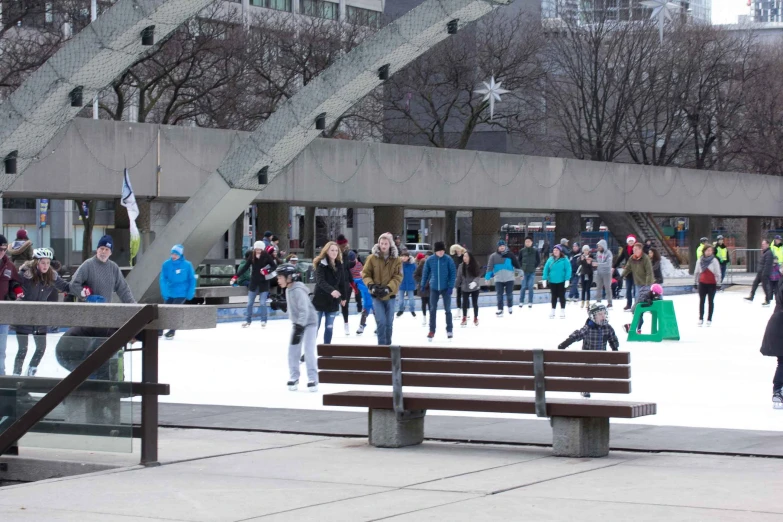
[558,303,619,398]
[276,263,319,393]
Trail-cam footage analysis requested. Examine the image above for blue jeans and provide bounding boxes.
[720,263,727,283]
[317,311,337,344]
[397,289,415,313]
[519,272,536,305]
[568,275,580,299]
[246,289,269,324]
[626,278,636,307]
[373,297,396,345]
[429,289,453,333]
[496,280,514,310]
[0,324,7,375]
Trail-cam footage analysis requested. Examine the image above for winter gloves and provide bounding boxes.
[557,342,567,350]
[541,280,547,288]
[291,324,305,345]
[12,287,24,299]
[468,281,478,290]
[230,276,238,286]
[369,285,391,298]
[564,280,570,289]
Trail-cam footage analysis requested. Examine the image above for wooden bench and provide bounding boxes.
[318,345,656,457]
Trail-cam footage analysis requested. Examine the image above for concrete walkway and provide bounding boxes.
[1,428,781,521]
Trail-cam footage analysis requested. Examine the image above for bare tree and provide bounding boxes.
[76,200,97,261]
[381,10,545,149]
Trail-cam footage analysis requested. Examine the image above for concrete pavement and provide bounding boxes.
[0,428,781,521]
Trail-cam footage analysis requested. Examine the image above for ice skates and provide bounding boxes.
[287,379,298,391]
[307,382,319,393]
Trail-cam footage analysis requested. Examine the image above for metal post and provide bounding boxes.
[91,0,98,119]
[140,326,160,466]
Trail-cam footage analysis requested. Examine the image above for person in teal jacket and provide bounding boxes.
[159,244,196,339]
[542,244,572,319]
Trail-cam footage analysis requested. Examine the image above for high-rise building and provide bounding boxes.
[542,0,711,24]
[750,0,782,21]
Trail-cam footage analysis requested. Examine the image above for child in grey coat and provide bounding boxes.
[276,264,319,392]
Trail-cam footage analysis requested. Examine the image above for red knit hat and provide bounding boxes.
[336,234,348,246]
[416,253,425,261]
[16,228,28,240]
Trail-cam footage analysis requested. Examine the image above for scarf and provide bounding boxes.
[700,254,715,271]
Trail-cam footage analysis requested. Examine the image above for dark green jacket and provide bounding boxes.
[623,254,653,287]
[518,247,540,274]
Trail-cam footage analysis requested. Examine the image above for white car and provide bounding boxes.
[404,243,432,256]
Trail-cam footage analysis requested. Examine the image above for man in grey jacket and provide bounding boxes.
[277,264,319,392]
[69,235,135,304]
[594,239,613,308]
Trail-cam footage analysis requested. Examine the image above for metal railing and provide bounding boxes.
[0,305,167,466]
[724,249,763,285]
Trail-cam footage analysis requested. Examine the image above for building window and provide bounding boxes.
[302,0,338,20]
[346,5,381,27]
[249,0,292,10]
[2,198,36,210]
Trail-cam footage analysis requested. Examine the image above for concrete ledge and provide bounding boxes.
[368,409,425,448]
[551,416,610,458]
[195,286,248,298]
[0,456,118,483]
[0,302,217,330]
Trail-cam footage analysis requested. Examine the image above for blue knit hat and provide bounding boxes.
[171,244,184,256]
[497,239,507,247]
[97,235,113,251]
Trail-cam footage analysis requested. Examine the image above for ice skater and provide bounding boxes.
[277,263,319,392]
[455,250,481,327]
[396,249,417,317]
[760,282,783,408]
[693,245,721,326]
[558,303,619,398]
[421,242,456,341]
[414,253,431,326]
[485,240,519,317]
[542,244,571,319]
[745,239,774,306]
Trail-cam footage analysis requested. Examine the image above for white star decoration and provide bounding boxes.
[475,76,509,120]
[641,0,680,44]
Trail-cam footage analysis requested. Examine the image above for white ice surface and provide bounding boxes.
[9,290,781,432]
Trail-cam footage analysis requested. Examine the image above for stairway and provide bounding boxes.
[599,212,682,268]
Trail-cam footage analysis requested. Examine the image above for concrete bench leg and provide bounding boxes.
[551,416,610,458]
[368,409,425,448]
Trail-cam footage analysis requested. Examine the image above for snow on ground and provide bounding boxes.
[10,289,782,432]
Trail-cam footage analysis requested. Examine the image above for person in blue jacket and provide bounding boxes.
[396,249,417,317]
[485,240,520,317]
[421,242,456,341]
[159,244,196,339]
[542,244,572,319]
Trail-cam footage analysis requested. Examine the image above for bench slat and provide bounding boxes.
[318,357,631,379]
[319,371,631,394]
[318,345,630,364]
[324,391,656,418]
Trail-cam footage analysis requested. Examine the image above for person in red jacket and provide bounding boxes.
[0,234,24,375]
[693,245,721,327]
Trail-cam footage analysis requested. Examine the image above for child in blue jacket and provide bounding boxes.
[396,249,417,317]
[159,244,196,339]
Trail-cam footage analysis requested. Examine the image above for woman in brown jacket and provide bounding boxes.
[361,233,403,345]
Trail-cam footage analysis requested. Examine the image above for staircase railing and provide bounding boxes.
[0,305,163,465]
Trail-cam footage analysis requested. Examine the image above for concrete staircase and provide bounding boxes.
[599,212,683,268]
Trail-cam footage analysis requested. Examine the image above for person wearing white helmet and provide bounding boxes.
[13,248,70,376]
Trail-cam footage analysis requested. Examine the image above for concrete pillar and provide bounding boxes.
[303,206,316,258]
[688,215,712,274]
[259,202,290,255]
[50,200,74,267]
[472,209,500,265]
[126,171,258,302]
[555,211,582,245]
[373,206,404,244]
[368,409,425,448]
[444,210,457,249]
[551,416,610,458]
[232,214,244,258]
[747,217,762,250]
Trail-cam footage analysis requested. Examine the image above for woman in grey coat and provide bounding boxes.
[455,251,483,327]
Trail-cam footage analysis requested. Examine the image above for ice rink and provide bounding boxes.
[8,288,782,432]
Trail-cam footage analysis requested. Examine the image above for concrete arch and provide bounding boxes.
[127,0,513,301]
[0,0,216,188]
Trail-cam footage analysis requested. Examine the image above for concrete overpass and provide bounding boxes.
[11,118,783,217]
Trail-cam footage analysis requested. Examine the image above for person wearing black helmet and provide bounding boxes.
[276,263,319,392]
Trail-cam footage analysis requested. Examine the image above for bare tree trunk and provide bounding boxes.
[444,210,457,249]
[77,201,97,262]
[303,206,316,258]
[555,212,581,246]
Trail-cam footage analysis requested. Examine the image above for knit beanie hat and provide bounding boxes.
[264,231,273,238]
[416,253,425,261]
[434,241,446,252]
[97,235,114,251]
[16,228,27,240]
[171,244,184,256]
[497,240,506,247]
[336,234,348,246]
[253,241,265,250]
[0,234,7,246]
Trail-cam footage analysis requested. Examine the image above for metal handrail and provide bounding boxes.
[644,213,685,267]
[0,305,158,460]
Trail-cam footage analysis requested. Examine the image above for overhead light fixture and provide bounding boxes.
[257,166,268,185]
[447,19,459,34]
[315,113,326,131]
[69,86,83,107]
[378,64,390,81]
[141,25,155,46]
[4,151,18,175]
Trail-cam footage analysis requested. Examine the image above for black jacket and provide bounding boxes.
[761,287,783,357]
[236,251,277,292]
[15,263,70,335]
[578,254,594,278]
[313,259,347,313]
[759,248,774,278]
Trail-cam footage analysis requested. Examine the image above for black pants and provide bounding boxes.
[455,287,462,310]
[14,334,46,375]
[421,294,429,316]
[774,357,783,392]
[750,273,772,302]
[461,290,479,318]
[581,274,593,302]
[698,283,716,321]
[550,282,566,309]
[341,285,354,323]
[772,280,779,302]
